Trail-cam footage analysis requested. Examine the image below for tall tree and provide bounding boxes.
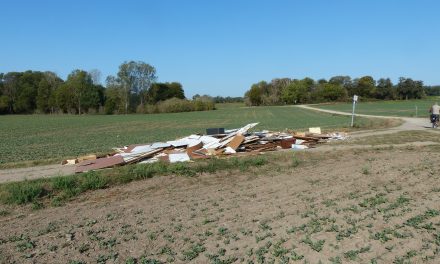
[36,72,63,113]
[245,81,268,106]
[397,77,425,100]
[15,71,44,113]
[281,79,310,104]
[353,76,376,98]
[64,70,95,114]
[2,72,22,113]
[89,69,102,85]
[376,78,395,100]
[117,61,157,113]
[147,82,185,103]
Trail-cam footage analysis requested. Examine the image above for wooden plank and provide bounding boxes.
[227,135,245,150]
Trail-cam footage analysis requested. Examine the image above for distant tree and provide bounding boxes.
[281,79,309,104]
[353,76,376,98]
[55,83,75,113]
[63,70,101,114]
[117,61,157,113]
[425,85,440,96]
[15,71,45,113]
[0,95,8,113]
[2,72,21,113]
[212,96,243,103]
[245,81,267,106]
[329,76,353,95]
[317,78,327,84]
[36,72,63,113]
[89,69,102,85]
[147,82,185,103]
[0,73,8,113]
[397,77,425,100]
[375,78,395,100]
[316,83,347,102]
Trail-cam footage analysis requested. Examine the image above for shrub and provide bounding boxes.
[157,98,195,113]
[4,181,46,204]
[51,176,80,197]
[79,171,108,191]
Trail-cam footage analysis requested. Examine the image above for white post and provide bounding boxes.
[351,95,358,127]
[415,105,418,117]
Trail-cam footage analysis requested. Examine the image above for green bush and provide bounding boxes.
[137,97,215,114]
[51,176,80,198]
[4,181,46,204]
[79,171,108,191]
[157,98,195,113]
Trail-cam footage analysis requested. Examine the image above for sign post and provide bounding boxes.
[351,95,358,127]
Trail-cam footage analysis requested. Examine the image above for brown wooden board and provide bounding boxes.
[75,155,125,173]
[227,135,245,150]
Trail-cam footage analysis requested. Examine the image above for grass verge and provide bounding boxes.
[0,155,269,207]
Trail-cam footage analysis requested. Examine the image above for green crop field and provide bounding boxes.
[315,97,440,117]
[0,104,383,167]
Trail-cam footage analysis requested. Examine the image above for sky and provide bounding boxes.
[1,0,439,97]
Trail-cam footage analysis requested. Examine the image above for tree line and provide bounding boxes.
[244,75,437,106]
[0,61,215,115]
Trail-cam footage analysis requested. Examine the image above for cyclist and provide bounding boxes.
[429,102,440,128]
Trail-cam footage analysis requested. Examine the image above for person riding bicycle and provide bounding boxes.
[429,102,440,128]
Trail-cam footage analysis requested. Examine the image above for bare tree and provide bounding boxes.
[89,69,102,85]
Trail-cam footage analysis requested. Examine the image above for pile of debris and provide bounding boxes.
[63,123,347,173]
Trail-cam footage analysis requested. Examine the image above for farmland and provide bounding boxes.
[1,144,440,263]
[1,102,440,263]
[0,104,390,167]
[315,97,440,117]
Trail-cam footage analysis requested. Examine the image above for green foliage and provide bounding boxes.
[3,181,46,204]
[301,236,325,252]
[244,75,428,106]
[316,83,348,102]
[245,81,266,106]
[148,82,185,103]
[397,77,425,100]
[138,97,215,114]
[79,172,108,190]
[281,80,310,104]
[182,243,206,260]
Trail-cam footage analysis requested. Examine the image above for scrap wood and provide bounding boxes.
[186,141,203,154]
[75,155,125,173]
[122,144,149,153]
[169,153,191,163]
[124,148,164,165]
[78,154,97,162]
[61,158,78,165]
[280,138,296,149]
[70,122,347,172]
[243,135,260,144]
[220,122,259,142]
[308,127,321,134]
[292,135,320,141]
[227,134,245,150]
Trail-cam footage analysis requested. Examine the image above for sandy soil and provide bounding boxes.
[1,146,439,263]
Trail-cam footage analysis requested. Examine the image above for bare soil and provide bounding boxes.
[1,145,440,263]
